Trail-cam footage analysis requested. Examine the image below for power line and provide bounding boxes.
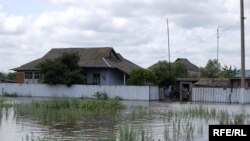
[171,22,239,54]
[138,22,240,65]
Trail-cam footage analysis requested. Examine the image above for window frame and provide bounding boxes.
[25,71,33,79]
[34,71,41,79]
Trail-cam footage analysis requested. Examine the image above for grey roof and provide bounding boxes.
[174,58,199,72]
[13,47,141,74]
[176,78,199,82]
[195,78,230,88]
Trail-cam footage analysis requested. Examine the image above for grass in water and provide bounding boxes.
[14,98,124,123]
[9,101,250,141]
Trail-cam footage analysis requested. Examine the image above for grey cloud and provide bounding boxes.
[0,0,250,72]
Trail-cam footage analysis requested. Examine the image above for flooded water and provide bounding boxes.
[1,97,250,141]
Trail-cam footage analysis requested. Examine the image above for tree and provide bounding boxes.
[172,61,188,78]
[128,68,157,85]
[149,60,189,86]
[39,52,85,87]
[6,72,16,80]
[219,65,237,78]
[149,61,173,86]
[201,59,221,78]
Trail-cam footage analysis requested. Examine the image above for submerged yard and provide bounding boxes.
[1,97,250,141]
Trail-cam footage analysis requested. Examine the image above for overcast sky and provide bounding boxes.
[0,0,249,72]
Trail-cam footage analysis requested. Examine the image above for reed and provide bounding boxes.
[14,98,124,123]
[119,123,138,141]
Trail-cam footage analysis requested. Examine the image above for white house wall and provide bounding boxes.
[84,68,124,85]
[107,69,124,85]
[0,83,159,101]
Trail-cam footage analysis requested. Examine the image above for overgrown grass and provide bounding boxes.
[0,98,13,108]
[14,98,125,123]
[119,123,139,141]
[30,98,124,111]
[2,92,18,97]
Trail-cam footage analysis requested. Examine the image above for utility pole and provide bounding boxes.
[240,0,246,104]
[240,0,245,89]
[217,26,220,62]
[166,18,171,79]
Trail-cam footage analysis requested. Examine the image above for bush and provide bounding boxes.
[93,91,108,100]
[114,96,123,100]
[3,92,18,97]
[78,99,124,112]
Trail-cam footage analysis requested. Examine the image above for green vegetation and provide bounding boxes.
[39,52,85,87]
[219,65,238,78]
[148,60,189,86]
[14,98,124,123]
[77,99,124,111]
[2,92,18,97]
[93,91,108,100]
[127,68,157,85]
[172,61,188,78]
[0,98,13,108]
[6,72,17,81]
[200,59,221,78]
[119,123,139,141]
[200,59,237,78]
[149,61,173,86]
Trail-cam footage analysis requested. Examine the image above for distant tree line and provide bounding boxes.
[128,59,238,86]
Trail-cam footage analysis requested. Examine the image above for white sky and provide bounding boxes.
[0,0,249,72]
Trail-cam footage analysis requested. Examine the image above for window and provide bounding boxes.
[25,72,33,79]
[93,73,100,85]
[34,72,41,79]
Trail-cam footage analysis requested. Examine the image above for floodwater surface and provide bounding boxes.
[1,97,250,141]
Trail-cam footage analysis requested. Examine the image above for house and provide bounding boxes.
[174,58,200,77]
[12,47,141,85]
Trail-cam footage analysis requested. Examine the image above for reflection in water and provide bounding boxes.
[0,98,250,141]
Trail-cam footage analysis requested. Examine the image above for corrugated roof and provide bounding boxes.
[13,47,141,74]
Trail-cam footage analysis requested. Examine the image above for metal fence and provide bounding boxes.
[0,83,159,101]
[192,87,250,103]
